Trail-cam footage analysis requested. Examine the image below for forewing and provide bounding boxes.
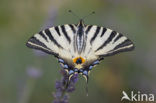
[26,24,77,59]
[84,25,134,58]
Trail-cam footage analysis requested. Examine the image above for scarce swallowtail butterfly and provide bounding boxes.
[26,12,135,85]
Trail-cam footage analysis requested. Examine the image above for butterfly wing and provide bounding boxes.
[26,24,77,59]
[84,25,134,59]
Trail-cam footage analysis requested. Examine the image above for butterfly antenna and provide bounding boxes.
[68,10,80,20]
[82,11,95,20]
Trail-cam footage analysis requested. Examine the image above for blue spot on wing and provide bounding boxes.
[93,60,99,65]
[58,59,64,63]
[69,70,74,75]
[83,70,88,75]
[89,66,93,70]
[64,64,68,69]
[79,69,83,73]
[74,68,78,72]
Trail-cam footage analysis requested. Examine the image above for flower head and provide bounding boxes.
[53,70,78,103]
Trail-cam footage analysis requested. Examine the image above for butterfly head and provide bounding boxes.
[77,19,85,27]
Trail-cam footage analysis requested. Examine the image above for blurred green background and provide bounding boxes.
[0,0,156,103]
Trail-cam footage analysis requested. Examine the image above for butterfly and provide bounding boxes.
[26,17,134,83]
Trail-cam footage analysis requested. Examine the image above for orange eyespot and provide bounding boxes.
[73,57,85,64]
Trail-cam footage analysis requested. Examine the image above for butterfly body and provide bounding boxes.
[75,19,86,53]
[26,19,134,82]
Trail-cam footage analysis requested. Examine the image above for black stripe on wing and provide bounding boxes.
[54,26,61,36]
[85,25,92,34]
[113,33,123,42]
[44,29,63,48]
[96,31,117,51]
[61,25,71,43]
[26,36,58,57]
[100,28,107,37]
[99,39,135,57]
[98,37,135,57]
[114,39,133,50]
[69,24,76,34]
[39,31,48,41]
[90,26,101,44]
